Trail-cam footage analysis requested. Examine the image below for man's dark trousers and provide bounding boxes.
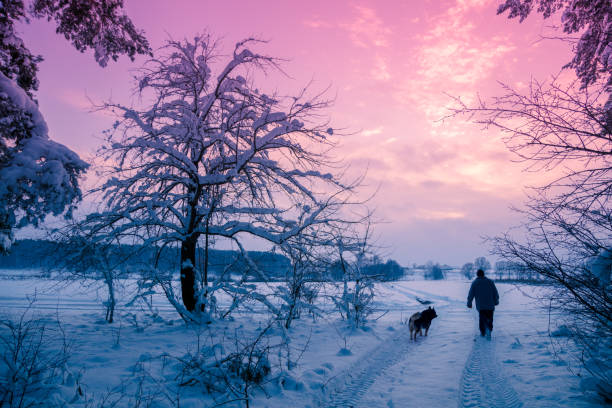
[479,310,494,336]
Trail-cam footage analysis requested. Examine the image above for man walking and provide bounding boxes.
[467,269,499,339]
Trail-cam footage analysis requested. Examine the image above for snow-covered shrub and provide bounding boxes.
[226,350,271,385]
[174,323,290,407]
[75,354,180,408]
[175,345,227,393]
[0,308,77,407]
[567,326,612,403]
[332,278,376,329]
[330,232,378,328]
[273,242,324,329]
[331,255,378,327]
[302,283,319,306]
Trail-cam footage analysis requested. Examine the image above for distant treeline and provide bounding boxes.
[328,259,404,281]
[0,240,405,281]
[0,239,290,279]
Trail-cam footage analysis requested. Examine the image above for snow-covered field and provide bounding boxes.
[0,273,604,407]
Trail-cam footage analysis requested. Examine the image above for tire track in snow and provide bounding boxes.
[392,285,461,307]
[459,337,522,408]
[320,324,415,408]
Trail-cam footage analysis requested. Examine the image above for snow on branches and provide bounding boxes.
[497,0,612,88]
[31,0,151,67]
[0,72,88,252]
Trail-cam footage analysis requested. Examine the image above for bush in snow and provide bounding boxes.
[175,322,292,408]
[333,277,375,329]
[549,322,612,403]
[0,307,78,407]
[579,335,612,402]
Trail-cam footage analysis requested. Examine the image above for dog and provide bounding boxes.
[408,306,438,340]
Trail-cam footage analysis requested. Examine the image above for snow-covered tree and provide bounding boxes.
[84,35,361,320]
[0,72,88,252]
[0,0,150,252]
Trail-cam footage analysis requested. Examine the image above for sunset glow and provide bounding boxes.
[19,0,575,265]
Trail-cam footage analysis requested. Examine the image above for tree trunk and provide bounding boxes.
[180,238,197,311]
[105,275,115,323]
[203,217,210,299]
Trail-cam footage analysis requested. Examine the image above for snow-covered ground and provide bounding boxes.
[0,274,604,407]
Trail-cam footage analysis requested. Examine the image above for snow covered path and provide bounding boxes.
[317,292,530,408]
[459,337,523,408]
[313,280,594,408]
[322,323,417,407]
[319,308,475,407]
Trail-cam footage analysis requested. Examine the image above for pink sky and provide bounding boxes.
[19,0,575,266]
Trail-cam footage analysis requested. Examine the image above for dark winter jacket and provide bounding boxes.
[467,276,499,311]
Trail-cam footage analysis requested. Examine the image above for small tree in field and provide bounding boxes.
[51,224,139,323]
[273,237,325,330]
[474,256,491,273]
[332,224,380,328]
[461,262,475,279]
[425,261,445,280]
[83,35,360,321]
